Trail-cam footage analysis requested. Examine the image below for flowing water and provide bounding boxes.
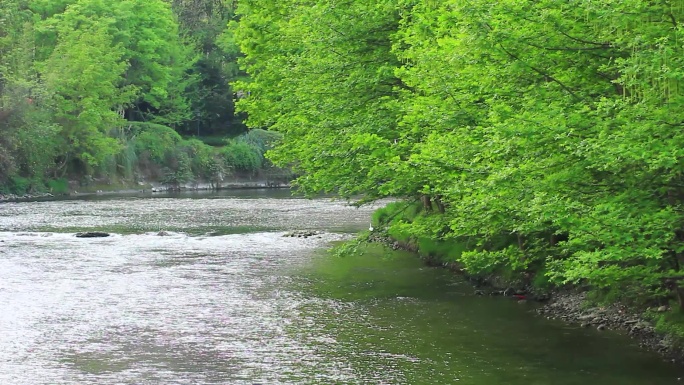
[0,190,682,384]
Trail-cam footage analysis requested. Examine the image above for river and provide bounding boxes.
[0,190,682,384]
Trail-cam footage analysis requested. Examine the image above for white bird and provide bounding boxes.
[369,223,374,232]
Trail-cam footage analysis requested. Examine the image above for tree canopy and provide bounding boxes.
[234,0,684,307]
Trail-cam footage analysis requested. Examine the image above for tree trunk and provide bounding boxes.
[421,195,432,212]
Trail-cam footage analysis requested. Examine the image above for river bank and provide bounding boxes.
[385,235,684,366]
[0,179,291,203]
[366,210,684,367]
[536,292,684,365]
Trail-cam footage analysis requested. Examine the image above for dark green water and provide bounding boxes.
[0,191,682,384]
[298,246,683,384]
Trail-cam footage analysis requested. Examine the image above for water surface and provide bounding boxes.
[0,191,681,384]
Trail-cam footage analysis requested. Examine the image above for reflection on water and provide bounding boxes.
[0,193,682,384]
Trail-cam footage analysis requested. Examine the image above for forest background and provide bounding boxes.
[0,0,283,194]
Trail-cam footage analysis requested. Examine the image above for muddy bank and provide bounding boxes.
[537,292,684,364]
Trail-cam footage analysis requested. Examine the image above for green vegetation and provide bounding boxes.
[0,0,278,195]
[233,0,684,322]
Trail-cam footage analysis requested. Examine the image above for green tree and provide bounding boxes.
[235,0,684,309]
[42,22,130,168]
[234,0,406,197]
[26,0,195,172]
[36,0,193,122]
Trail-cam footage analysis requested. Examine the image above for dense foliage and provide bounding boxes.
[0,0,259,193]
[234,0,684,309]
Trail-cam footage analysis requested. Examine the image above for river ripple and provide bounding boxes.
[0,193,378,384]
[1,192,683,384]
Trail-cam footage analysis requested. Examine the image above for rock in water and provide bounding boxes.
[75,232,110,238]
[157,231,170,236]
[283,230,324,238]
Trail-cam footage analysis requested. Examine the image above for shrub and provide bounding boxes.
[9,176,32,194]
[196,135,228,147]
[179,138,214,178]
[116,134,139,180]
[237,128,283,158]
[162,151,194,186]
[220,140,262,172]
[47,178,69,194]
[133,123,182,163]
